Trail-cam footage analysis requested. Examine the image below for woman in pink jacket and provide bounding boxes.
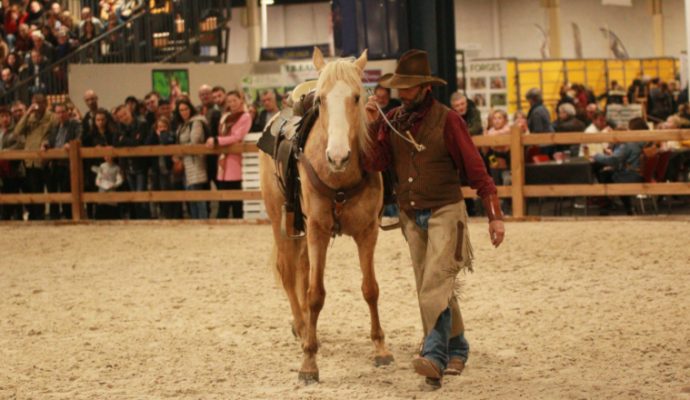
[206,90,251,218]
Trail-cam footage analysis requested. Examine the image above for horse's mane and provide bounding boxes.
[315,58,372,157]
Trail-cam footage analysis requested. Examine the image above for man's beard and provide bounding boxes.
[403,89,428,111]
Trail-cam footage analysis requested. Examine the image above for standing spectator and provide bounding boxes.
[206,90,251,219]
[648,81,674,123]
[0,105,25,220]
[4,52,23,75]
[94,154,124,219]
[45,102,81,219]
[82,108,118,218]
[145,115,179,219]
[4,5,23,50]
[0,68,19,105]
[26,1,45,26]
[114,104,150,219]
[526,88,554,157]
[253,90,279,131]
[174,99,208,219]
[197,84,221,187]
[12,93,56,220]
[10,100,27,125]
[81,89,101,134]
[450,91,483,136]
[374,84,401,114]
[14,24,33,55]
[211,86,226,109]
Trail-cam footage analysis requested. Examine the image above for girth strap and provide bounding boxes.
[297,152,368,237]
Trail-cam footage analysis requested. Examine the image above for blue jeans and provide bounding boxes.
[422,310,471,371]
[186,183,208,219]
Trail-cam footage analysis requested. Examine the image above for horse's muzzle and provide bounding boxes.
[327,150,351,171]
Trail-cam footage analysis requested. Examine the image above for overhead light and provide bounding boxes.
[262,0,274,5]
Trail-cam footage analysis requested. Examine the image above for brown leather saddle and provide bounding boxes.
[257,91,318,238]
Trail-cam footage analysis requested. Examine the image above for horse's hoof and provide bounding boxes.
[374,354,395,367]
[298,370,319,384]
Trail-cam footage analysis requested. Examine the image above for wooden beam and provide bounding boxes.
[68,140,84,221]
[82,190,265,203]
[461,186,512,199]
[0,148,69,160]
[510,125,526,217]
[522,130,690,145]
[79,143,259,159]
[0,193,72,204]
[524,182,690,197]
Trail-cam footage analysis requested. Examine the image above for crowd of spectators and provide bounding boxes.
[0,0,149,103]
[449,76,690,215]
[0,81,270,221]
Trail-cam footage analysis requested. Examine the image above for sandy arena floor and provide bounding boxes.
[1,220,689,399]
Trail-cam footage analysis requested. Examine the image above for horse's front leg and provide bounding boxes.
[354,221,394,366]
[298,222,330,384]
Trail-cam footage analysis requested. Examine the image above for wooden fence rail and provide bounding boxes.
[1,128,689,221]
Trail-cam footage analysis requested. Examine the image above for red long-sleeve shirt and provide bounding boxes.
[364,100,497,199]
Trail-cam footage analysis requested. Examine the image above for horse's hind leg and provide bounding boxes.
[275,234,308,340]
[354,221,394,366]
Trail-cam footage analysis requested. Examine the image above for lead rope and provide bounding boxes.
[364,85,426,152]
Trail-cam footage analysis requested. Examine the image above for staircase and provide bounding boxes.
[1,0,231,104]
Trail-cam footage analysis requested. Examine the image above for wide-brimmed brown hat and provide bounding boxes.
[378,49,447,89]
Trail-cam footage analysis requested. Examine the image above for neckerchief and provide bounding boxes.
[389,93,434,135]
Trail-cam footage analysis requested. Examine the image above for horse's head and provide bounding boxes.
[313,47,368,172]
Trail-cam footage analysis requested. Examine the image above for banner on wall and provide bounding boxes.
[465,59,509,122]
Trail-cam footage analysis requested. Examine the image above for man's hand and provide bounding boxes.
[205,137,215,148]
[365,95,380,123]
[489,220,505,248]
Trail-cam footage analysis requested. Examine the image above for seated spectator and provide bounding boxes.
[4,52,24,75]
[592,117,647,215]
[0,68,20,105]
[450,91,483,136]
[4,5,24,50]
[26,1,45,27]
[46,102,82,219]
[554,103,586,155]
[580,109,611,157]
[79,7,105,38]
[94,155,124,219]
[21,49,50,96]
[598,80,626,107]
[29,30,55,64]
[374,84,401,114]
[207,90,251,219]
[174,98,208,219]
[14,24,33,55]
[484,109,511,185]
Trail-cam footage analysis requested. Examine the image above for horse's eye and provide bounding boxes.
[354,94,360,104]
[314,97,321,106]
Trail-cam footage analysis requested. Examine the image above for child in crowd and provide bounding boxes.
[94,155,124,219]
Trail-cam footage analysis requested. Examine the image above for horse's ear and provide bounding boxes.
[354,49,368,71]
[313,47,326,72]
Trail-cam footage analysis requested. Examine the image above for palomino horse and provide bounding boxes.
[259,48,393,383]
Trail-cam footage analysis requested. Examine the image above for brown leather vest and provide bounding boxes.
[391,101,462,212]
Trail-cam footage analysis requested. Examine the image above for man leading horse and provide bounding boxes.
[364,49,506,389]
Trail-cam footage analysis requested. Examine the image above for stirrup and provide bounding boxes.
[379,215,400,231]
[281,204,305,239]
